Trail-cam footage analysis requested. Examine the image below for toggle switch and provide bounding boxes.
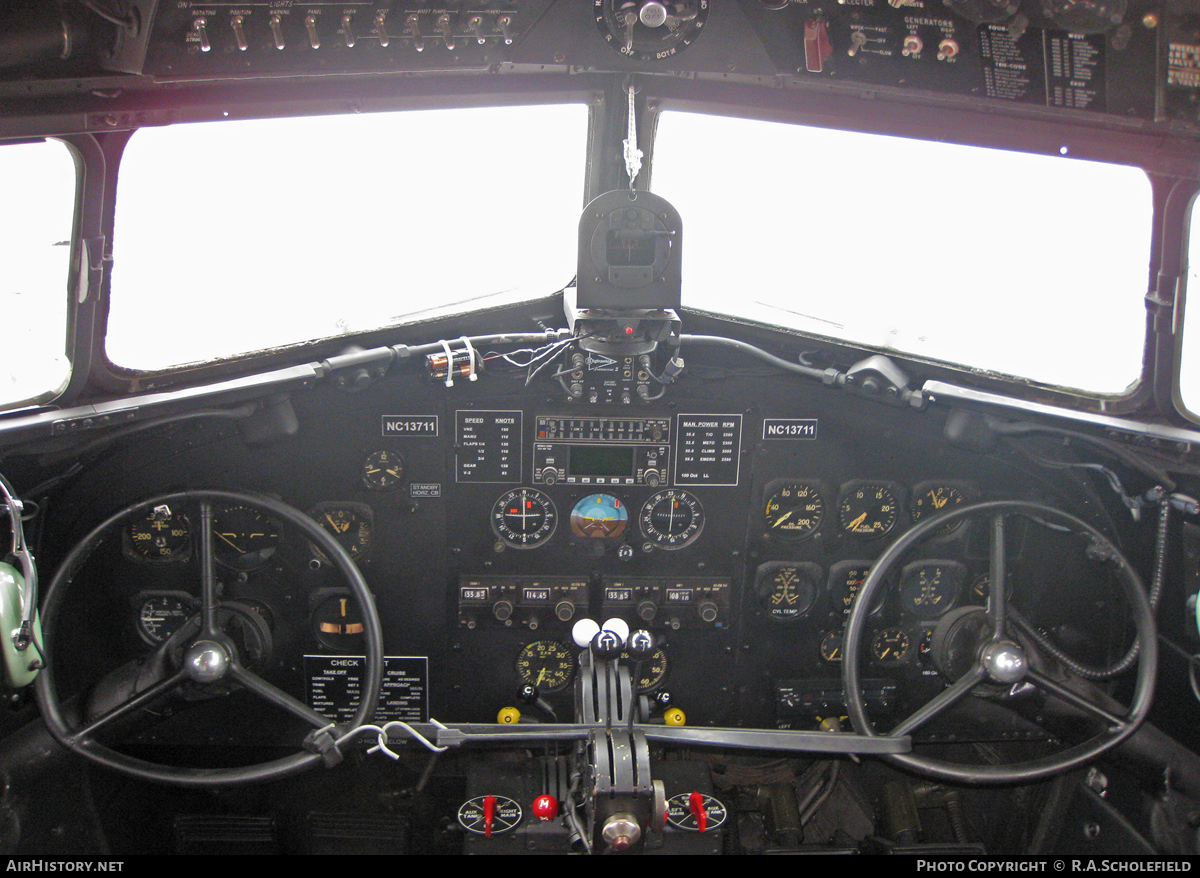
[305,14,320,49]
[230,15,247,52]
[269,14,285,50]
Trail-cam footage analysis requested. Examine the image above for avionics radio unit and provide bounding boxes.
[533,416,670,487]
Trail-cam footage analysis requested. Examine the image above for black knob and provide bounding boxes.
[637,600,657,622]
[645,471,661,488]
[493,600,513,622]
[592,629,623,659]
[555,600,575,622]
[543,469,559,485]
[654,690,672,709]
[627,629,655,660]
[698,601,719,623]
[519,684,539,704]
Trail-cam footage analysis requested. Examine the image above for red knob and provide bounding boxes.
[689,791,707,833]
[484,794,496,837]
[533,794,559,821]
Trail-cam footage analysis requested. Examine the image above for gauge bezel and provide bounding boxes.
[309,501,374,562]
[836,480,904,539]
[755,561,821,623]
[909,481,975,540]
[491,488,558,549]
[132,590,197,646]
[569,492,629,541]
[515,640,576,694]
[593,0,711,62]
[362,449,406,491]
[898,559,967,620]
[761,478,827,541]
[212,504,282,571]
[124,507,192,564]
[639,489,704,550]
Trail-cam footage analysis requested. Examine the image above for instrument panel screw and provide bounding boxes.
[1142,11,1159,27]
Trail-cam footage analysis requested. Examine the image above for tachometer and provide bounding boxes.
[570,493,629,540]
[516,640,575,694]
[640,489,703,549]
[871,627,912,664]
[763,481,824,539]
[492,488,557,549]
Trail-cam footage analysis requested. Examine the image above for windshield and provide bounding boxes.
[107,104,589,371]
[652,111,1153,396]
[0,139,76,409]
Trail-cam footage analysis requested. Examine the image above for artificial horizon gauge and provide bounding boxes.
[458,795,522,836]
[837,483,899,538]
[362,450,405,491]
[910,484,971,537]
[621,645,669,693]
[899,561,966,619]
[135,592,196,645]
[212,505,281,571]
[312,594,365,651]
[763,482,824,539]
[126,505,191,562]
[871,628,912,664]
[570,493,629,539]
[492,488,557,549]
[666,791,728,832]
[593,0,710,62]
[640,489,703,549]
[310,503,373,561]
[516,640,575,694]
[755,562,820,622]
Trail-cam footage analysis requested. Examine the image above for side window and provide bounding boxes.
[0,139,76,411]
[1179,195,1200,419]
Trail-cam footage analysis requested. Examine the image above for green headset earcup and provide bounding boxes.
[0,563,39,688]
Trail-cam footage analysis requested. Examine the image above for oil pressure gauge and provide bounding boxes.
[763,481,824,539]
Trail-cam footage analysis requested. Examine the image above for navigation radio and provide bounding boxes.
[532,416,670,487]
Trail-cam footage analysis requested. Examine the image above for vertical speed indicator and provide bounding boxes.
[491,488,557,549]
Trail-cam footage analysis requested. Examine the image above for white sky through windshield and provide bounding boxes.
[108,104,588,370]
[653,111,1153,396]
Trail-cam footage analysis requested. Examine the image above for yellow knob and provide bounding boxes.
[497,706,521,724]
[663,707,686,726]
